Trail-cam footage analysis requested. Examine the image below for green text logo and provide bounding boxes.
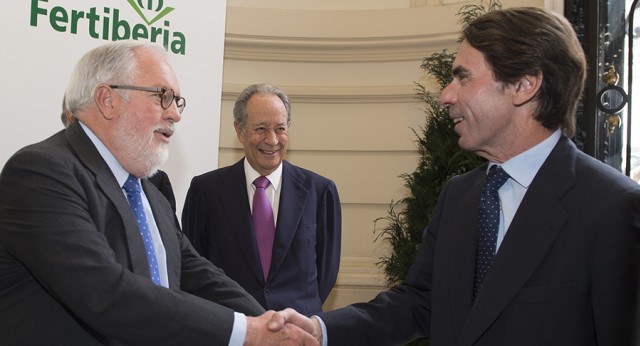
[30,0,187,55]
[127,0,174,26]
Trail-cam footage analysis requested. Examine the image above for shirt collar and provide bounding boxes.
[243,158,283,191]
[492,129,561,188]
[79,121,130,187]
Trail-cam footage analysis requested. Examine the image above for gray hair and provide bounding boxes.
[60,94,70,128]
[65,40,167,117]
[233,83,291,129]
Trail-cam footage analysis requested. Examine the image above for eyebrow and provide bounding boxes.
[452,65,470,79]
[251,122,287,127]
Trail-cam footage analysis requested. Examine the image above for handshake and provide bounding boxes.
[246,308,324,346]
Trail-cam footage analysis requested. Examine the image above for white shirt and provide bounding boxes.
[494,129,560,251]
[244,158,283,224]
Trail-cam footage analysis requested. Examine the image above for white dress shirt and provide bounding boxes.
[244,158,283,224]
[494,129,560,251]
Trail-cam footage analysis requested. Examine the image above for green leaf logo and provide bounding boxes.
[127,0,175,26]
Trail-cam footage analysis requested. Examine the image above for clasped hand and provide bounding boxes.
[245,309,321,346]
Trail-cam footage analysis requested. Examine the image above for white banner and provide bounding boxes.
[1,0,227,219]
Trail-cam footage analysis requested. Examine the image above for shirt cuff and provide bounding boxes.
[228,312,247,346]
[312,315,328,346]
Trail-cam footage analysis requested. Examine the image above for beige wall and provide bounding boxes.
[221,0,547,310]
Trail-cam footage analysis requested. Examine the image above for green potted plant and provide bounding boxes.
[374,1,501,344]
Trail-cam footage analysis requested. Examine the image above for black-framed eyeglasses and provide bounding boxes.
[109,85,186,114]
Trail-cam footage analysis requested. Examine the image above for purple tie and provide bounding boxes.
[253,176,275,280]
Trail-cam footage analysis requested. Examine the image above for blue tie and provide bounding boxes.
[473,165,509,298]
[123,174,161,285]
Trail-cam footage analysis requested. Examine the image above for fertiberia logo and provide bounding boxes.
[30,0,187,55]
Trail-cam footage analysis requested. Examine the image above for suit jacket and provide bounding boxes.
[148,170,177,213]
[322,136,640,345]
[182,159,341,316]
[147,169,181,229]
[0,121,265,345]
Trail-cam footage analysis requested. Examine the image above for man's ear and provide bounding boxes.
[513,73,542,107]
[94,85,117,120]
[234,121,245,144]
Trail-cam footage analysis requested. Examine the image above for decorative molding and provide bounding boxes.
[222,83,425,104]
[410,0,430,7]
[333,256,387,289]
[224,33,459,63]
[411,0,468,7]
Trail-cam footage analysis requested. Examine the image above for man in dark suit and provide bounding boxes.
[147,170,182,230]
[271,7,640,345]
[62,97,180,228]
[147,170,177,213]
[182,84,341,316]
[0,41,318,345]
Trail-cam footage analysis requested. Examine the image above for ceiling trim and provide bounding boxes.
[224,33,459,62]
[222,83,428,103]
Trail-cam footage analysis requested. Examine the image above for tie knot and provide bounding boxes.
[254,176,270,189]
[123,174,141,194]
[484,165,509,192]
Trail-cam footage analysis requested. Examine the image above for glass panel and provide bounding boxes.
[595,0,629,172]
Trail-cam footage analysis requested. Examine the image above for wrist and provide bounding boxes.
[310,316,323,344]
[243,316,256,346]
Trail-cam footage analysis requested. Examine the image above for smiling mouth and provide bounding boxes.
[260,148,278,155]
[452,117,464,125]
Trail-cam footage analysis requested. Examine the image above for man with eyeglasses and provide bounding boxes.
[0,41,318,345]
[60,94,181,229]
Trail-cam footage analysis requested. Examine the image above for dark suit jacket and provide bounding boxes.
[148,170,177,212]
[182,159,341,316]
[0,121,264,345]
[321,136,640,345]
[147,170,180,229]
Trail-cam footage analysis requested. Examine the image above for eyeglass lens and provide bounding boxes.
[161,89,185,113]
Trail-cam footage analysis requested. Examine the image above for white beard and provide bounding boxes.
[112,114,171,178]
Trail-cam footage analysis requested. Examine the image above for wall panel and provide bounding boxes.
[222,0,545,309]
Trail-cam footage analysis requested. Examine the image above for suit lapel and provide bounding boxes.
[220,160,265,283]
[457,137,576,345]
[444,167,487,334]
[269,161,308,279]
[66,122,151,278]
